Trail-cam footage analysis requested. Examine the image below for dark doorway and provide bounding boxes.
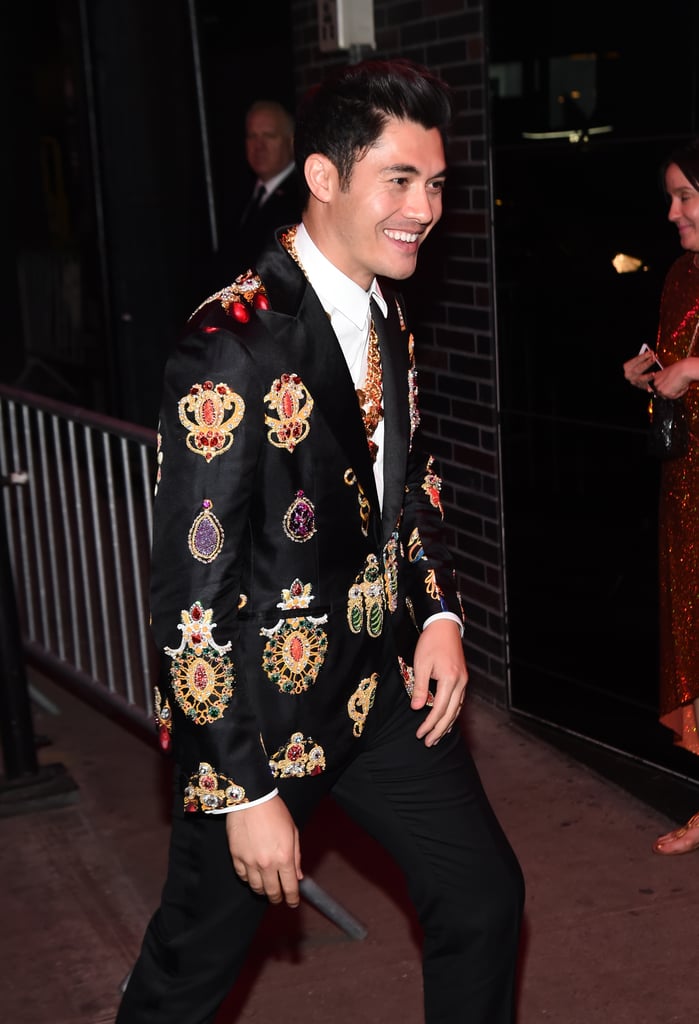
[488,1,699,784]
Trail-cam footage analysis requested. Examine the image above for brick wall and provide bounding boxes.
[289,0,508,704]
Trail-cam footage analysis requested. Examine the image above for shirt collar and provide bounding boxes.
[256,161,295,201]
[294,223,388,328]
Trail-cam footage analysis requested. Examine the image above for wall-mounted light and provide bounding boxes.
[522,125,613,144]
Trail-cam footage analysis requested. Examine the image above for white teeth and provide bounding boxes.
[385,229,419,243]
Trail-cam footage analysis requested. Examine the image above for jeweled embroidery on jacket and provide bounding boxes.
[383,534,399,613]
[184,762,247,812]
[188,499,224,563]
[425,568,446,607]
[164,602,235,724]
[398,656,435,707]
[343,468,370,537]
[154,686,172,752]
[191,268,271,322]
[260,580,328,694]
[422,456,444,519]
[348,673,378,737]
[347,554,386,637]
[178,380,245,462]
[264,372,313,451]
[407,527,426,563]
[269,732,326,778]
[407,333,420,448]
[395,297,407,331]
[276,578,315,610]
[282,490,316,542]
[260,618,328,694]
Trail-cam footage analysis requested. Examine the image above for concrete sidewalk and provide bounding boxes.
[2,672,699,1024]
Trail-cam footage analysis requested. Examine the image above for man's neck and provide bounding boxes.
[258,162,295,194]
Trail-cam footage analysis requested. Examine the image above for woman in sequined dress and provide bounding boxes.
[624,138,699,855]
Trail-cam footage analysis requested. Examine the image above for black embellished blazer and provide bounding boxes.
[150,228,464,813]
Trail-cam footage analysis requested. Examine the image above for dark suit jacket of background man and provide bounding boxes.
[210,168,304,291]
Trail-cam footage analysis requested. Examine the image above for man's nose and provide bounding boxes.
[404,188,438,224]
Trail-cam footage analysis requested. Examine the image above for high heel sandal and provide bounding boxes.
[653,812,699,855]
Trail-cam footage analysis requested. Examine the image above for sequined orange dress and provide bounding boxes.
[656,251,699,753]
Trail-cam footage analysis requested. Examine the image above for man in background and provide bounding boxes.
[213,99,303,284]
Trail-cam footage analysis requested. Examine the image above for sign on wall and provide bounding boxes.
[317,0,375,53]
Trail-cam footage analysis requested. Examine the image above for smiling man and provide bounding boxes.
[117,58,524,1024]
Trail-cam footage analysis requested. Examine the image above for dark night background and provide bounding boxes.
[5,0,699,784]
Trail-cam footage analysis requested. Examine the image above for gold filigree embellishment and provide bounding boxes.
[343,468,370,536]
[282,490,316,542]
[347,554,386,637]
[422,456,444,518]
[348,673,379,737]
[269,733,326,778]
[264,372,314,451]
[184,762,247,813]
[356,320,383,462]
[260,615,328,694]
[154,686,173,752]
[383,534,399,613]
[188,499,224,563]
[165,602,234,725]
[178,380,245,462]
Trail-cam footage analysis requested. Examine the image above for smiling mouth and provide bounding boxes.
[384,229,420,243]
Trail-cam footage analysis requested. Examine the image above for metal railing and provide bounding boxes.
[0,383,158,737]
[0,382,368,937]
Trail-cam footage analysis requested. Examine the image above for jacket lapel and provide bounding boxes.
[256,240,381,518]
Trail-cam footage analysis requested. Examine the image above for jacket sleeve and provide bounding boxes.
[150,313,274,810]
[396,326,464,633]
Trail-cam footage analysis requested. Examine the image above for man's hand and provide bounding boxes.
[226,796,303,907]
[412,618,468,746]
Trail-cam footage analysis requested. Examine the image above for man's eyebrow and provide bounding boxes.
[381,163,448,178]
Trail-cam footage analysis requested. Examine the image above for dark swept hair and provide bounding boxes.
[662,138,699,192]
[294,58,454,199]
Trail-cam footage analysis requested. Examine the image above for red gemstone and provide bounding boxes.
[185,801,197,813]
[202,397,216,425]
[254,292,270,310]
[231,301,250,322]
[203,380,214,390]
[158,724,171,751]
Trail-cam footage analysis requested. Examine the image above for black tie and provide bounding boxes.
[241,183,266,225]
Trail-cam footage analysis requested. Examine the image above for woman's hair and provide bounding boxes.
[662,138,699,191]
[294,58,453,199]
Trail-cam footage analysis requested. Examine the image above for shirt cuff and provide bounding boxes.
[204,788,279,815]
[423,611,464,637]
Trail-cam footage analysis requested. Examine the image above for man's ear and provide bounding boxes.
[304,153,335,204]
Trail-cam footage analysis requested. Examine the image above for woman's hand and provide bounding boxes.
[653,357,699,399]
[623,348,659,391]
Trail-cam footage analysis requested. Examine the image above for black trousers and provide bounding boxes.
[116,674,524,1023]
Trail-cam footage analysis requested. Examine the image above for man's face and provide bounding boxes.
[321,118,447,290]
[245,107,294,182]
